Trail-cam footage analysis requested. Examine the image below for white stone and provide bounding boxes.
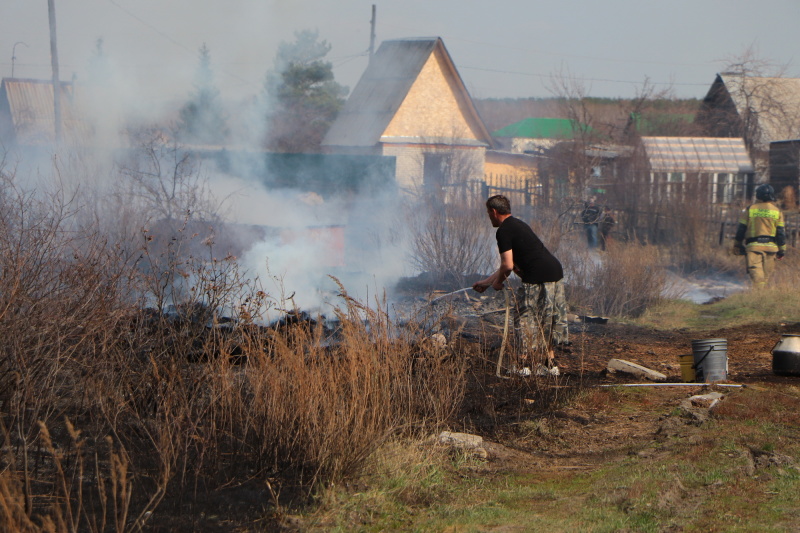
[438,431,483,449]
[606,358,667,382]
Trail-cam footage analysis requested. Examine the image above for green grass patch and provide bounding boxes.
[634,283,800,331]
[305,383,800,532]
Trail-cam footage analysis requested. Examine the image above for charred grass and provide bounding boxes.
[3,175,800,531]
[0,179,468,532]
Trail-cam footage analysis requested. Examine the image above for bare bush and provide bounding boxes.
[115,127,222,225]
[407,198,496,289]
[563,241,670,318]
[0,188,466,530]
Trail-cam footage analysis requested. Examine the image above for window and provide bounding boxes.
[423,153,448,199]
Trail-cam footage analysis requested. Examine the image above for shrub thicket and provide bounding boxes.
[0,162,465,531]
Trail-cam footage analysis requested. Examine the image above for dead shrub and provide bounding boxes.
[563,240,671,318]
[0,200,466,530]
[407,198,496,290]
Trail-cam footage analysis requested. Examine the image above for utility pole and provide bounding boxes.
[369,4,376,62]
[48,0,62,142]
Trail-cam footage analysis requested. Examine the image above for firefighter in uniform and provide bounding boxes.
[732,184,787,287]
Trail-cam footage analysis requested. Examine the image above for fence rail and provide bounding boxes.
[474,176,800,248]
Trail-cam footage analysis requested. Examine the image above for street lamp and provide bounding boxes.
[12,42,29,78]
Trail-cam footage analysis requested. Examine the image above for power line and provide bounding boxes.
[107,0,194,55]
[380,21,716,69]
[106,0,258,89]
[459,65,711,88]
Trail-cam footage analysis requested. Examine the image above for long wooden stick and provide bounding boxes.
[496,288,511,378]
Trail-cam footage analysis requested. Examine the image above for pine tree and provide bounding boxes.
[264,29,348,152]
[177,44,229,145]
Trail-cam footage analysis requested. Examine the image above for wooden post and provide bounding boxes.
[48,0,62,142]
[369,5,376,61]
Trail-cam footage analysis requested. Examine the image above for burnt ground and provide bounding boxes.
[427,289,800,471]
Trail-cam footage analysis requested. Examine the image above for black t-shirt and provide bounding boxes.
[496,216,563,284]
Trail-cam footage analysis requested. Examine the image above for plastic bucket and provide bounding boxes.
[678,354,696,382]
[691,338,728,382]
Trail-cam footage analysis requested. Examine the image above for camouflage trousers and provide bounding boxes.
[513,280,569,361]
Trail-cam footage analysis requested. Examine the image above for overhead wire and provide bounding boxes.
[378,19,719,91]
[106,0,259,90]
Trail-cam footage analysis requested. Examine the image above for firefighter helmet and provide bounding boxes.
[755,183,776,202]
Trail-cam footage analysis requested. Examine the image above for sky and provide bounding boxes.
[2,0,800,108]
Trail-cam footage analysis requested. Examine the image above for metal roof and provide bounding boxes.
[0,78,93,145]
[322,37,492,148]
[641,137,754,173]
[715,74,800,148]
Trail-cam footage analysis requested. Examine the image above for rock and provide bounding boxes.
[681,392,724,410]
[471,447,489,460]
[606,359,667,381]
[439,431,483,449]
[438,431,487,460]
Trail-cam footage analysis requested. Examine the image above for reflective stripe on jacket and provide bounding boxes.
[734,201,787,252]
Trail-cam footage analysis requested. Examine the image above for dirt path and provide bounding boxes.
[450,305,800,471]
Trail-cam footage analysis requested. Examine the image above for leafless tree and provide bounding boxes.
[115,127,222,225]
[404,129,496,287]
[696,45,800,178]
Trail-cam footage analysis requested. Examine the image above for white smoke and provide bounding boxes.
[206,169,412,312]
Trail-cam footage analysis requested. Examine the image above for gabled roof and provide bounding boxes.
[322,37,493,148]
[493,117,591,139]
[710,74,800,147]
[0,78,93,145]
[641,136,753,173]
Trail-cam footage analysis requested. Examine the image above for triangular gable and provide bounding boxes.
[322,37,493,148]
[0,78,93,146]
[703,74,800,148]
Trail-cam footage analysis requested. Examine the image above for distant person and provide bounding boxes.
[581,196,602,249]
[599,206,616,251]
[732,184,786,287]
[473,195,568,375]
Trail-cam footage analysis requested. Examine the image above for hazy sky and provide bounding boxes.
[2,0,799,107]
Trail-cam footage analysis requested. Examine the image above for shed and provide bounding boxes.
[641,136,754,204]
[769,140,800,202]
[0,78,92,146]
[322,37,493,194]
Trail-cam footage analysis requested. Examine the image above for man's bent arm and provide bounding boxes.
[473,250,514,292]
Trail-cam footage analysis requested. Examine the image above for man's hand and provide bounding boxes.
[777,250,785,260]
[732,242,745,256]
[472,281,490,293]
[473,277,504,293]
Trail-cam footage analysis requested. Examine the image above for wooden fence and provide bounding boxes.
[476,176,800,248]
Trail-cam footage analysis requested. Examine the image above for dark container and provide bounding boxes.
[772,334,800,376]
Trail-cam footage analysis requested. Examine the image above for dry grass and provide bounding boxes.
[562,240,672,318]
[0,174,466,531]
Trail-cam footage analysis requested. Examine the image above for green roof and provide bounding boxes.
[493,117,590,139]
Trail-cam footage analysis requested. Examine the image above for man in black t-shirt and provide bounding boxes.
[473,195,568,374]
